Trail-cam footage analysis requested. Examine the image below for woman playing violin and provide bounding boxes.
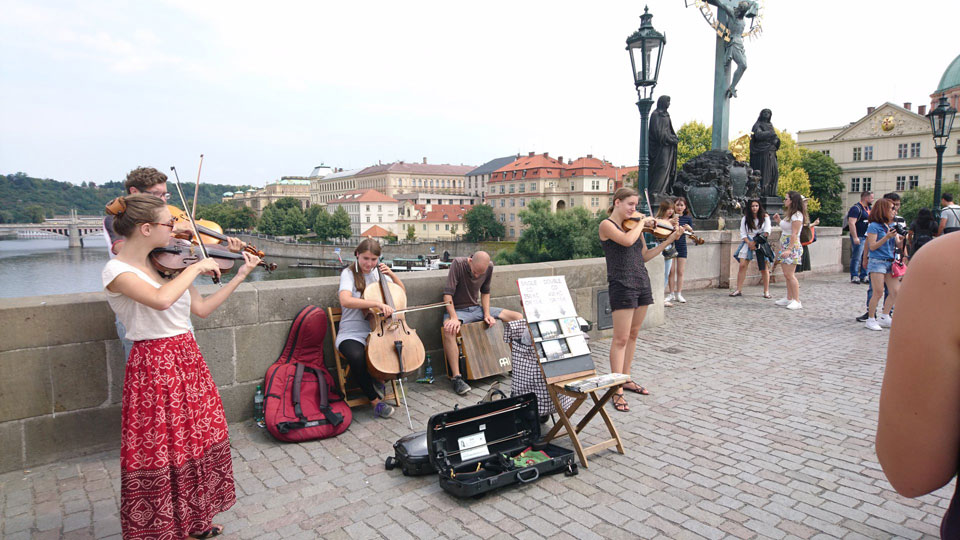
[598,187,683,412]
[102,194,261,540]
[336,238,402,419]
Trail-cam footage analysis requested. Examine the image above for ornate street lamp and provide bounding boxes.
[626,5,666,215]
[927,96,957,218]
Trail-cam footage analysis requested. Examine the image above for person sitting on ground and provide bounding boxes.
[441,251,522,395]
[863,198,902,331]
[731,199,772,298]
[335,238,403,418]
[876,230,960,537]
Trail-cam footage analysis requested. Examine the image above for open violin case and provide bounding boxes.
[427,393,577,498]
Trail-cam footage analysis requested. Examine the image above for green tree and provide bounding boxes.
[26,205,45,223]
[304,205,322,228]
[676,121,712,170]
[330,206,353,239]
[463,204,505,241]
[273,197,300,212]
[406,224,416,241]
[497,201,603,264]
[257,205,283,235]
[281,207,308,236]
[384,233,398,244]
[798,149,844,226]
[232,205,257,230]
[900,182,960,225]
[313,209,332,240]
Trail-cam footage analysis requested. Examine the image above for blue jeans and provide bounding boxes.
[664,257,674,290]
[850,236,867,280]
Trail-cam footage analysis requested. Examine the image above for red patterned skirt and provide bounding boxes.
[121,332,236,539]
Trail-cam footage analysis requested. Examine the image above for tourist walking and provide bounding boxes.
[876,230,960,538]
[863,198,902,331]
[668,197,695,303]
[846,191,873,283]
[730,199,772,298]
[938,192,960,235]
[773,192,806,310]
[599,188,682,411]
[102,194,260,539]
[655,199,680,307]
[856,193,902,322]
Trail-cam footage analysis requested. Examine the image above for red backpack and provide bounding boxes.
[264,306,352,442]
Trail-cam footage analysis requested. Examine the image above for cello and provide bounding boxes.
[363,265,448,428]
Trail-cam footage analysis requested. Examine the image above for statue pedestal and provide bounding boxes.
[760,196,783,216]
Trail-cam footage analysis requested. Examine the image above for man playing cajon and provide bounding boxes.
[441,251,522,395]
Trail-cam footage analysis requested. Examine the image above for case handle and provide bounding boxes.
[516,467,540,484]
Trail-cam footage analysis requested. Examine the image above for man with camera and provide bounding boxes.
[846,191,873,284]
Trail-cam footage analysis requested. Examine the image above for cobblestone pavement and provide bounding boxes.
[0,273,953,539]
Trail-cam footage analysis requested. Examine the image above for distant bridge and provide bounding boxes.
[0,210,104,247]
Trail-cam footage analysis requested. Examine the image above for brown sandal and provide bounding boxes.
[612,393,629,412]
[623,382,650,395]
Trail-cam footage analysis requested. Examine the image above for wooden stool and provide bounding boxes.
[542,374,629,469]
[326,307,400,408]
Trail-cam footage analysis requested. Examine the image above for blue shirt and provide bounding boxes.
[866,222,896,260]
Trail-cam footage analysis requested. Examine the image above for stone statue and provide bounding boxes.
[750,108,780,197]
[707,0,757,99]
[648,95,679,196]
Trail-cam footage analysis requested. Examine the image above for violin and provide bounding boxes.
[621,211,705,245]
[150,238,277,279]
[167,204,270,261]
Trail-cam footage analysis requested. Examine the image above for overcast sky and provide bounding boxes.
[1,0,957,187]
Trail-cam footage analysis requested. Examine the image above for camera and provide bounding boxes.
[893,223,908,236]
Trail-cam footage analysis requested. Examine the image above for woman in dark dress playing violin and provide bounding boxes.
[598,188,683,412]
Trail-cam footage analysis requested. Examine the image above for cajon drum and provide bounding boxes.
[458,321,512,380]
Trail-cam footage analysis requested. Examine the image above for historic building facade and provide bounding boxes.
[222,178,311,217]
[485,152,637,239]
[324,189,399,237]
[396,203,471,241]
[797,102,960,209]
[310,160,474,207]
[464,156,516,201]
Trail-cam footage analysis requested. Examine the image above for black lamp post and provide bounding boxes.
[626,5,666,215]
[927,96,957,219]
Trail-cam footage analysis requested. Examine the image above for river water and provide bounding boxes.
[0,238,340,299]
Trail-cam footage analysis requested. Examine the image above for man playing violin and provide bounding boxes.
[103,167,245,359]
[441,251,522,395]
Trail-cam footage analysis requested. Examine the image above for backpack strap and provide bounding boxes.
[292,363,343,427]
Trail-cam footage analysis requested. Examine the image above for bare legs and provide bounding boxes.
[782,264,800,302]
[734,259,770,295]
[609,306,649,409]
[670,257,686,296]
[867,273,900,317]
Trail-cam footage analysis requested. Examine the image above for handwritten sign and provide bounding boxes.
[517,276,577,323]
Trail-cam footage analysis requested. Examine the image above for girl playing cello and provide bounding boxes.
[336,238,404,419]
[599,188,683,412]
[102,194,261,539]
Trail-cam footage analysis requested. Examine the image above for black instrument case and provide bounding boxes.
[384,431,435,476]
[426,393,577,497]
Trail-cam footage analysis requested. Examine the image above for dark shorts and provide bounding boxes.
[675,239,688,259]
[608,281,654,311]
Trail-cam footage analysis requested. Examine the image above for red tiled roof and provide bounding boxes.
[356,162,475,176]
[397,203,471,223]
[329,189,398,203]
[361,225,393,237]
[488,153,635,183]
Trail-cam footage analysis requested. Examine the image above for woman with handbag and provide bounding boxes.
[731,199,772,298]
[864,198,902,331]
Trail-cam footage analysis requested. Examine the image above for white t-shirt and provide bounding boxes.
[335,267,393,348]
[101,259,192,341]
[740,215,771,239]
[781,212,803,237]
[942,204,960,229]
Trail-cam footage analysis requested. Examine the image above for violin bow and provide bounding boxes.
[170,164,221,285]
[191,154,204,221]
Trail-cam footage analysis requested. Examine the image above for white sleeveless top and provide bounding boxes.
[101,259,192,341]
